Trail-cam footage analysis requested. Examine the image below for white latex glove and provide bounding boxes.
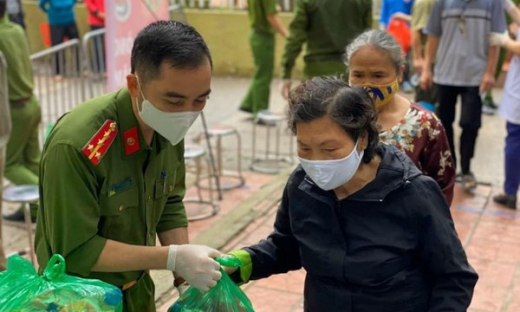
[489,31,510,46]
[167,245,222,293]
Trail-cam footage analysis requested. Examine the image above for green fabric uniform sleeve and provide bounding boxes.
[157,145,188,233]
[227,250,253,284]
[266,0,277,15]
[39,143,107,277]
[411,0,434,31]
[281,0,309,79]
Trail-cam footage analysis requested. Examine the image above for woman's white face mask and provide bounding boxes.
[298,139,364,191]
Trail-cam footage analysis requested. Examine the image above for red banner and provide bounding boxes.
[105,0,170,91]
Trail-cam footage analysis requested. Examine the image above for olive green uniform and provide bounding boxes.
[240,0,278,114]
[35,89,188,311]
[282,0,372,80]
[0,14,40,187]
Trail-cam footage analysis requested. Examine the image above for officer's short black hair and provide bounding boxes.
[0,0,7,19]
[288,77,381,164]
[131,21,212,84]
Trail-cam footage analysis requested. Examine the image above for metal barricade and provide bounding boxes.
[0,52,11,149]
[30,39,84,144]
[82,28,107,100]
[169,0,294,11]
[0,51,10,271]
[169,2,187,21]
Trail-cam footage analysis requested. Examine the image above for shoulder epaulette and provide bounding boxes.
[82,120,118,165]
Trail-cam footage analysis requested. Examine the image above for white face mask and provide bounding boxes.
[136,78,200,146]
[298,140,364,191]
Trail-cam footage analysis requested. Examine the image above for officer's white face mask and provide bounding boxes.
[298,140,364,191]
[135,77,200,146]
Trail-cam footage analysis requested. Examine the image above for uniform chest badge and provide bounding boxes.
[124,127,140,156]
[82,120,118,165]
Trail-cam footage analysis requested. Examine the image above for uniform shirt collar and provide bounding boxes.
[115,88,170,156]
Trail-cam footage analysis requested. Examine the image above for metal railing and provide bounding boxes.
[170,0,295,12]
[30,39,84,143]
[29,2,191,144]
[82,28,107,99]
[169,2,187,21]
[0,52,7,271]
[0,52,11,149]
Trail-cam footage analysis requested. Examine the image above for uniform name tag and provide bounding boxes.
[108,178,133,197]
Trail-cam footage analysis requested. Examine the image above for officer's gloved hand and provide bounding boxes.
[167,245,222,293]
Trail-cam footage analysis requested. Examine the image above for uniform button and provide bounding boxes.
[148,195,151,201]
[118,205,125,211]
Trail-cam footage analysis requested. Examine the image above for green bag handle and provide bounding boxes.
[216,256,242,268]
[43,254,66,281]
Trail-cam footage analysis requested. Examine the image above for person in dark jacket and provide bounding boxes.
[39,0,79,79]
[228,77,478,312]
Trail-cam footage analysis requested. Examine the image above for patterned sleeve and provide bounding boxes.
[420,112,455,205]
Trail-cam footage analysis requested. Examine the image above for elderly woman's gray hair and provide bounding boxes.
[344,30,406,74]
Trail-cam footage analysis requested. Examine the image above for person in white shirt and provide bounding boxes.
[489,0,520,210]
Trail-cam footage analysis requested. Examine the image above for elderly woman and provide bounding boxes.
[346,30,456,203]
[228,77,477,312]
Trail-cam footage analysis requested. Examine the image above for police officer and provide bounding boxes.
[281,0,373,98]
[35,21,222,311]
[0,0,41,223]
[240,0,287,117]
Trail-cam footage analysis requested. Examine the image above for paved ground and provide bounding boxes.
[2,76,518,312]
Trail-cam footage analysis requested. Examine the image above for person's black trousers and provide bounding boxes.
[436,84,483,175]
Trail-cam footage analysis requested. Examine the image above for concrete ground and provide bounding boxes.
[1,76,518,312]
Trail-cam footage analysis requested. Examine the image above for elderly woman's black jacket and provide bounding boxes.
[241,143,478,312]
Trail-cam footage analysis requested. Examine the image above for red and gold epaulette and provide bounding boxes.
[82,120,118,165]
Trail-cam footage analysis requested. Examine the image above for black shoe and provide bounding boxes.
[482,105,496,116]
[486,99,499,110]
[239,106,253,113]
[493,194,517,210]
[254,118,276,126]
[3,208,36,223]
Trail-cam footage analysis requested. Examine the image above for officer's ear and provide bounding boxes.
[127,74,140,98]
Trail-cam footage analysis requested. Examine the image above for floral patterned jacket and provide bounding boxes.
[379,103,455,204]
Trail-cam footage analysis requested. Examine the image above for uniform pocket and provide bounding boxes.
[99,188,140,239]
[154,171,177,200]
[152,170,178,227]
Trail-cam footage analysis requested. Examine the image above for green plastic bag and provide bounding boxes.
[168,257,255,312]
[0,254,123,312]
